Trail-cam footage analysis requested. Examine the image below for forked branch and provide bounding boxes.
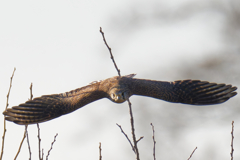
[127,99,141,160]
[116,123,135,153]
[100,28,142,160]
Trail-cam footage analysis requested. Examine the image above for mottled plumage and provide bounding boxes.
[3,74,237,125]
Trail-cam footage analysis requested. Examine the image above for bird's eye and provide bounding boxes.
[111,93,115,98]
[122,92,125,99]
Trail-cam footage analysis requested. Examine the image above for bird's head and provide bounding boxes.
[109,87,130,103]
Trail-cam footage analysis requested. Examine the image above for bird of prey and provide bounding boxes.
[3,74,237,125]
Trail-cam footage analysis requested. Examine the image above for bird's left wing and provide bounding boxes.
[3,82,107,125]
[129,79,237,105]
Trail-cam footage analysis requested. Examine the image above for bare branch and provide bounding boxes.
[136,136,144,143]
[116,123,135,153]
[46,133,58,160]
[5,68,16,110]
[150,123,156,160]
[99,27,121,77]
[127,99,140,160]
[29,83,33,100]
[230,121,234,160]
[41,149,44,160]
[26,126,31,160]
[0,68,16,160]
[14,126,27,160]
[99,142,102,160]
[187,147,197,160]
[26,83,33,160]
[37,123,42,160]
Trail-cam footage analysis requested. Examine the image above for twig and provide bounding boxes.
[37,123,42,160]
[99,27,121,77]
[26,126,31,160]
[0,68,16,160]
[27,83,33,160]
[136,136,144,143]
[99,142,102,160]
[4,68,16,111]
[230,121,234,160]
[127,99,140,160]
[100,28,141,159]
[150,123,156,160]
[46,133,58,160]
[116,123,135,153]
[42,149,44,160]
[14,126,27,160]
[29,83,33,100]
[187,147,197,160]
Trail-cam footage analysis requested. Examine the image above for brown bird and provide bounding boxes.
[3,74,237,125]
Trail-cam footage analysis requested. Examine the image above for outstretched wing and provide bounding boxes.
[3,82,107,125]
[130,79,237,105]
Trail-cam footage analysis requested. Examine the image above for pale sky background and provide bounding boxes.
[0,0,240,160]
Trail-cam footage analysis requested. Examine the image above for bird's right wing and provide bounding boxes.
[3,82,107,125]
[130,79,237,105]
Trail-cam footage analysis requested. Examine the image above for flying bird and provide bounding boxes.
[3,74,237,125]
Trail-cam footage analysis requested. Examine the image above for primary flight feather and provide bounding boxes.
[3,74,237,125]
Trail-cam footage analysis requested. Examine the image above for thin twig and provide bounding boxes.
[29,83,33,100]
[0,68,16,160]
[136,136,144,143]
[27,83,33,160]
[46,133,58,160]
[127,99,140,160]
[230,121,234,160]
[4,68,16,111]
[187,147,197,160]
[150,123,156,160]
[37,123,42,160]
[26,126,31,160]
[41,149,44,160]
[99,142,102,160]
[99,27,121,77]
[116,123,135,153]
[14,126,27,160]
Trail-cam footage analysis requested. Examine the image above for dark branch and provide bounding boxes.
[116,123,135,153]
[230,121,234,160]
[99,27,121,77]
[37,123,42,160]
[99,142,102,160]
[46,133,58,160]
[26,126,31,160]
[136,136,144,143]
[29,83,33,100]
[187,147,197,160]
[27,83,33,160]
[15,82,33,160]
[150,123,156,160]
[14,126,27,160]
[0,68,16,160]
[127,99,140,160]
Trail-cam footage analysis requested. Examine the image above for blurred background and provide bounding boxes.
[0,0,240,159]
